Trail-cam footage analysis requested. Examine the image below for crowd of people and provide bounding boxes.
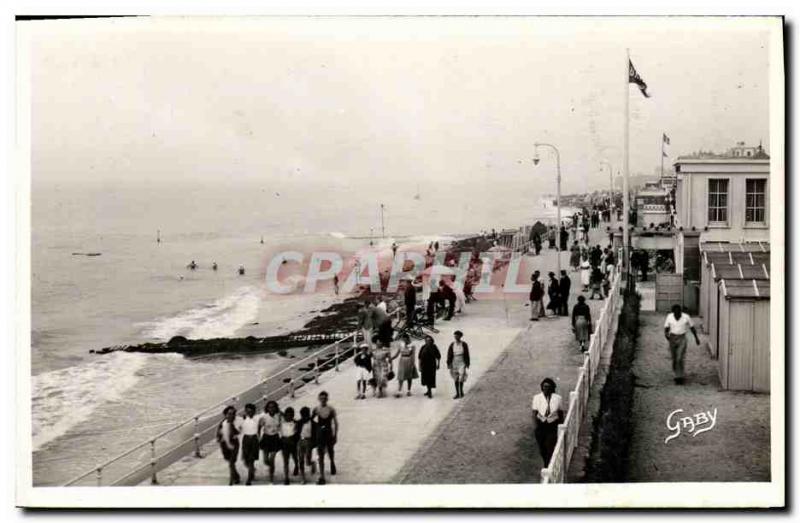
[528,209,619,353]
[217,391,338,486]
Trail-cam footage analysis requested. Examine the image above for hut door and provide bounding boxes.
[728,302,755,391]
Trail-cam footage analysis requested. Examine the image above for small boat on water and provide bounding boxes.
[72,252,102,257]
[238,265,246,276]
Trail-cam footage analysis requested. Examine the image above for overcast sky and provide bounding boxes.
[25,17,775,195]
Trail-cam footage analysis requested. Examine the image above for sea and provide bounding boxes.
[30,179,551,485]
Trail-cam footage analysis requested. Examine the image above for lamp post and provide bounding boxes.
[533,142,561,276]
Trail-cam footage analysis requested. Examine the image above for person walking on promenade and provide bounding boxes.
[579,255,591,292]
[240,403,260,485]
[582,219,590,243]
[664,304,701,385]
[404,279,417,327]
[547,226,556,249]
[394,333,419,397]
[590,244,602,269]
[447,330,470,399]
[569,241,581,272]
[546,272,560,317]
[392,242,398,258]
[559,225,568,251]
[418,335,441,398]
[371,342,393,398]
[296,407,316,483]
[259,400,282,484]
[354,344,373,399]
[333,274,339,295]
[357,300,374,350]
[558,270,571,317]
[589,266,605,300]
[639,249,650,282]
[604,247,616,275]
[533,232,542,255]
[279,407,300,485]
[453,279,466,314]
[217,406,241,485]
[532,378,564,468]
[312,391,338,485]
[529,270,545,321]
[572,295,593,352]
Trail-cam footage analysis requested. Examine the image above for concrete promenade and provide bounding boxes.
[159,227,613,486]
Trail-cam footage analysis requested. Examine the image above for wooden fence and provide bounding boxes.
[540,264,622,483]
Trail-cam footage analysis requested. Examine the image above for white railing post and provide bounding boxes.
[149,440,158,485]
[193,416,202,458]
[96,467,102,487]
[541,469,550,484]
[334,344,340,371]
[289,368,295,398]
[314,360,320,384]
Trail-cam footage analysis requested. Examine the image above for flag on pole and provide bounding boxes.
[663,133,670,145]
[628,60,650,98]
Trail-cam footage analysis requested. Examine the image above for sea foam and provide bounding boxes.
[31,352,148,451]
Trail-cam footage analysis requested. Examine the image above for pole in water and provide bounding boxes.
[260,235,264,244]
[156,229,161,244]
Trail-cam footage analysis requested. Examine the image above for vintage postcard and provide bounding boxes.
[14,15,785,508]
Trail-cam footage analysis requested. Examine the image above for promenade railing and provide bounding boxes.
[540,262,623,484]
[64,309,402,486]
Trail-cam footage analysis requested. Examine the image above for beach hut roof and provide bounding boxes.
[703,250,770,269]
[711,263,770,281]
[700,241,770,253]
[720,279,770,300]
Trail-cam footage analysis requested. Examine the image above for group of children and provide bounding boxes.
[217,391,338,486]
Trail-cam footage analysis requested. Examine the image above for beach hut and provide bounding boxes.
[698,243,770,333]
[705,263,770,358]
[717,279,771,392]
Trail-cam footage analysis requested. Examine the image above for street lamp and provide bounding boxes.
[533,142,562,276]
[600,160,614,221]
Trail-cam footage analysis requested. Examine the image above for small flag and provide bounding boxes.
[663,133,670,145]
[629,60,650,98]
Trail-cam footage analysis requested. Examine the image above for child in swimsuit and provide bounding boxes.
[297,406,316,483]
[312,391,338,485]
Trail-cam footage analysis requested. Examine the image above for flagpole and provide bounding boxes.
[661,135,665,181]
[623,48,630,275]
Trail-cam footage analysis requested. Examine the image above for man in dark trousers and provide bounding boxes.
[590,244,602,269]
[529,270,545,321]
[558,270,571,316]
[639,249,650,282]
[403,279,417,326]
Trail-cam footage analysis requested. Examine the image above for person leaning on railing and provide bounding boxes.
[532,378,564,468]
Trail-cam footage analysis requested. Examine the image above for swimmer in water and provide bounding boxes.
[238,265,246,275]
[212,262,218,271]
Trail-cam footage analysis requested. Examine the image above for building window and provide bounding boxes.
[745,179,766,224]
[708,179,729,224]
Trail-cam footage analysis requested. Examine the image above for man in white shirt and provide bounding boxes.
[664,304,701,385]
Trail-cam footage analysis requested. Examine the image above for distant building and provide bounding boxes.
[672,141,770,278]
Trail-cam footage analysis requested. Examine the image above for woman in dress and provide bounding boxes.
[571,295,593,352]
[395,333,419,397]
[371,342,392,398]
[579,254,591,292]
[217,406,241,485]
[446,330,471,399]
[418,335,441,398]
[531,378,565,467]
[546,272,560,317]
[569,241,581,272]
[258,400,282,484]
